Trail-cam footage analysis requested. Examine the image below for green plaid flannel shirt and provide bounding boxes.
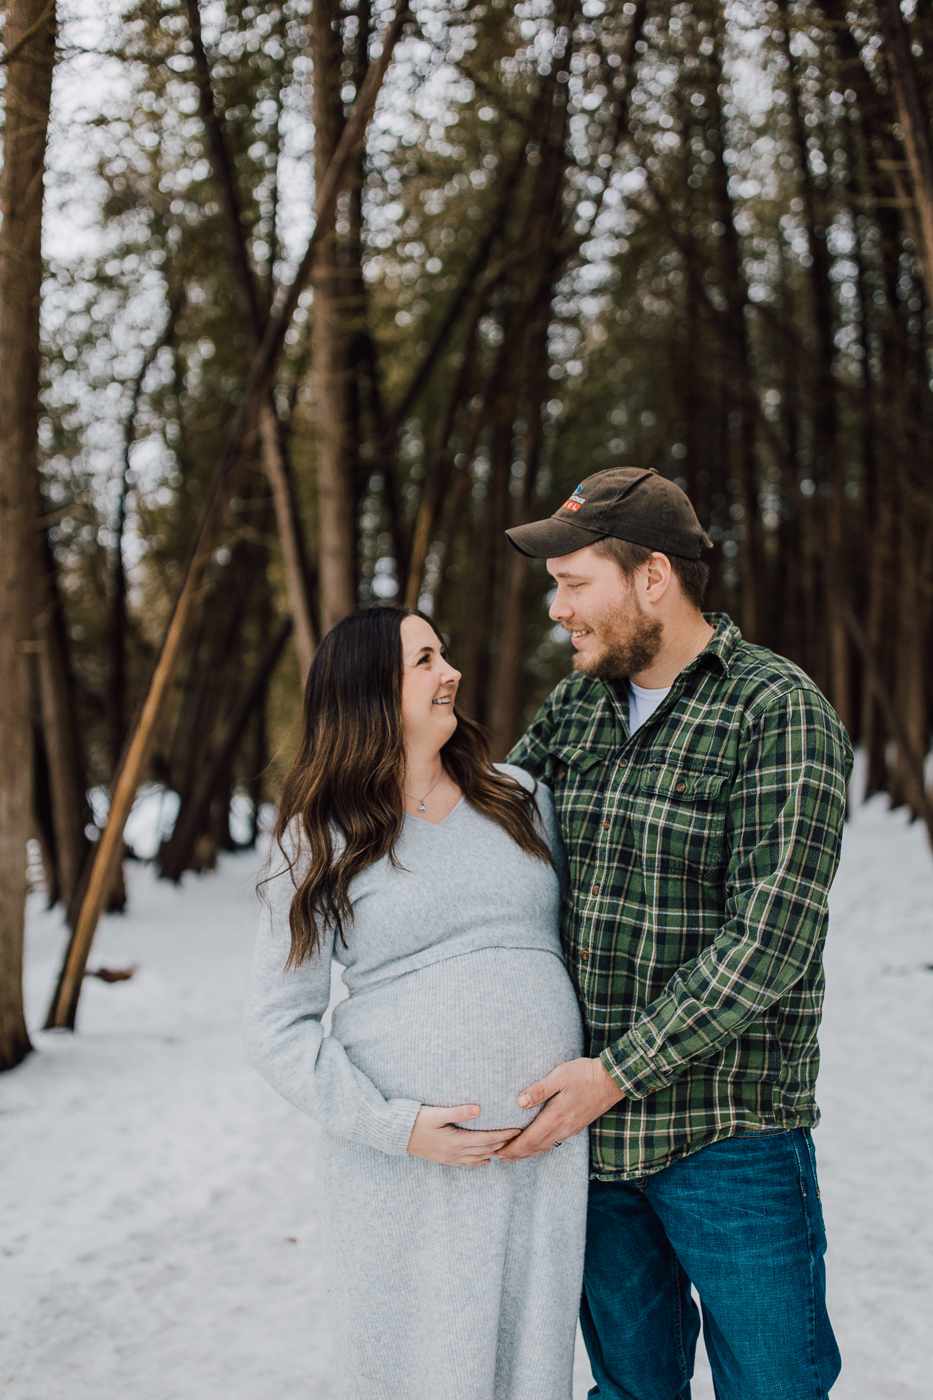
[509,613,852,1179]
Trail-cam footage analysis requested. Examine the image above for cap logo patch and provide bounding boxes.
[562,485,586,512]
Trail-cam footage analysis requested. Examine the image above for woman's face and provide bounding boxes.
[399,615,461,751]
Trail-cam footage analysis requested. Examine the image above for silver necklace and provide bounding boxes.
[406,769,444,812]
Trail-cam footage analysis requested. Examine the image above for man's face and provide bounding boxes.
[546,544,662,680]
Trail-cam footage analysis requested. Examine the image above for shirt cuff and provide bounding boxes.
[600,1030,675,1102]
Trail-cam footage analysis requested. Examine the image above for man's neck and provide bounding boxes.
[630,610,714,689]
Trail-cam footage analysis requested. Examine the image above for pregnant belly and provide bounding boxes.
[331,947,584,1131]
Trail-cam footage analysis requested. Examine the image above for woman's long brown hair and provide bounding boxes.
[270,605,552,968]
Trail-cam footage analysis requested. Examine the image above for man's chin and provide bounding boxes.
[572,649,625,681]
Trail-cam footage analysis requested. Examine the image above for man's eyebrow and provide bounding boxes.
[550,570,587,579]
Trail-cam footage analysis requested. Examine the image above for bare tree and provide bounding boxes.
[874,0,933,306]
[186,0,317,675]
[0,0,56,1070]
[312,0,358,633]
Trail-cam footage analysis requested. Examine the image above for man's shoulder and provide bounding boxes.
[723,638,838,723]
[542,669,604,708]
[535,670,612,731]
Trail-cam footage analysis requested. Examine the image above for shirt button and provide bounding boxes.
[592,884,600,896]
[676,781,686,793]
[581,951,589,963]
[602,821,610,830]
[559,770,566,781]
[619,758,628,768]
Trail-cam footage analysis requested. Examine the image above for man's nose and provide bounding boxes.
[549,590,571,622]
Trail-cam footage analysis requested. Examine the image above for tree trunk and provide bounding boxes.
[186,0,317,675]
[110,297,181,776]
[874,218,914,808]
[312,0,356,634]
[488,318,550,757]
[777,0,850,729]
[403,309,485,606]
[160,618,291,880]
[258,406,317,673]
[892,497,930,818]
[157,506,270,880]
[486,39,574,751]
[875,0,933,308]
[0,0,56,1070]
[456,407,513,724]
[843,607,933,850]
[34,542,92,922]
[706,6,760,640]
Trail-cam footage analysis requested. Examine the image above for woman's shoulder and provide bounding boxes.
[493,762,552,803]
[266,814,346,879]
[493,761,535,791]
[493,763,562,869]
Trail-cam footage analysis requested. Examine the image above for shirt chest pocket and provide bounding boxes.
[548,746,611,801]
[632,766,729,872]
[547,744,618,845]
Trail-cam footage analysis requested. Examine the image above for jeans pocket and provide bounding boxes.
[800,1128,825,1211]
[788,1128,828,1231]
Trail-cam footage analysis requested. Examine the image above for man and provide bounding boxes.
[497,467,851,1400]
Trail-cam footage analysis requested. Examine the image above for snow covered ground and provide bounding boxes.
[2,791,931,1399]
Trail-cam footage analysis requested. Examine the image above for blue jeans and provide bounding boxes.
[581,1129,841,1400]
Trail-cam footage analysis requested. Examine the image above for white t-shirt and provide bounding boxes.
[628,680,671,734]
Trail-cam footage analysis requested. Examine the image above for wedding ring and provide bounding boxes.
[552,1141,562,1148]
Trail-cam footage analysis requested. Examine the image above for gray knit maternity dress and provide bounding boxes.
[243,767,588,1400]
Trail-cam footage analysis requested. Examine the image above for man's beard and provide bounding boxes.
[570,594,663,680]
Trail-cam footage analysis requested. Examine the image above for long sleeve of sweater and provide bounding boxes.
[243,854,422,1156]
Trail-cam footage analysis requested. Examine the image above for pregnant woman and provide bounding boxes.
[244,605,587,1400]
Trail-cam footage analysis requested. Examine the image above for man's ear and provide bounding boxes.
[643,552,673,602]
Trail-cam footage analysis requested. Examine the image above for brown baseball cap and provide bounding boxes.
[505,467,712,561]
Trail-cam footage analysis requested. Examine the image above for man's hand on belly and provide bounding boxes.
[494,1058,625,1161]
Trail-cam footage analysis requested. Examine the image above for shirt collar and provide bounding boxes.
[600,612,739,711]
[691,612,741,677]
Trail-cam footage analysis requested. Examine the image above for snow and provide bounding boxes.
[2,793,932,1399]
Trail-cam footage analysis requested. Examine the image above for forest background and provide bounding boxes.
[2,0,933,1064]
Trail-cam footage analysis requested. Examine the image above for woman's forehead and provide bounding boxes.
[400,614,442,657]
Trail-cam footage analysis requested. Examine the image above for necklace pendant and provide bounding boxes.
[417,800,426,812]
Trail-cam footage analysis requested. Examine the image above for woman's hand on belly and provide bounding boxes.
[407,1104,521,1166]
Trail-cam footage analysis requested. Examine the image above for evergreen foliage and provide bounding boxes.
[15,0,933,896]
